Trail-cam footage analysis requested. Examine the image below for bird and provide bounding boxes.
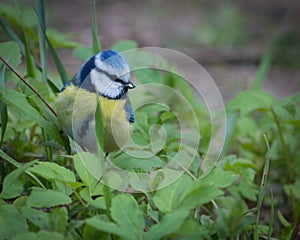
[56,50,135,154]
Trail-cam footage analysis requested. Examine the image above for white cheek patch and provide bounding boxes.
[90,69,110,94]
[90,69,124,98]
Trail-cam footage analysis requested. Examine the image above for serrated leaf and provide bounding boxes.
[86,194,145,239]
[27,188,72,208]
[110,194,145,238]
[146,210,189,240]
[28,162,76,183]
[0,161,36,199]
[21,206,49,230]
[153,174,225,213]
[226,90,275,115]
[0,204,28,240]
[199,167,238,188]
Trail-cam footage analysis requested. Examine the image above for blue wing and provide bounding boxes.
[124,97,134,123]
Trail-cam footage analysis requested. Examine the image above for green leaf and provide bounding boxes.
[0,161,36,199]
[152,175,192,213]
[146,210,189,240]
[198,167,238,188]
[153,174,225,213]
[73,152,102,193]
[4,89,62,143]
[111,40,138,52]
[0,204,28,240]
[73,46,94,61]
[12,231,64,240]
[27,187,72,208]
[86,194,145,240]
[48,207,68,233]
[86,216,125,238]
[226,90,275,115]
[0,41,22,69]
[28,162,76,183]
[110,194,145,237]
[21,206,49,230]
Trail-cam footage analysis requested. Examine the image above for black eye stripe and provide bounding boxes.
[114,78,125,84]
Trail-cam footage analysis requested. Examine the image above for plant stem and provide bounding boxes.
[270,107,293,182]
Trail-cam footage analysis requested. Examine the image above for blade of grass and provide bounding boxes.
[95,98,113,220]
[270,106,293,182]
[254,134,271,240]
[36,0,53,161]
[0,150,46,189]
[0,65,7,146]
[251,37,276,90]
[267,190,274,239]
[45,33,69,84]
[13,0,36,77]
[36,0,47,83]
[91,0,101,53]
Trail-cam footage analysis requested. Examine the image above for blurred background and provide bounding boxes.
[44,0,300,102]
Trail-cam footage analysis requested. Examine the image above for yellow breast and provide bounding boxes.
[56,85,132,153]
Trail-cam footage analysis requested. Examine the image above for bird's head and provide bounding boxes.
[72,50,135,99]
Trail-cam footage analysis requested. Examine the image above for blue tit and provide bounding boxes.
[56,50,135,154]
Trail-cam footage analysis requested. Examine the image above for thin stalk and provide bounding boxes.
[270,106,293,182]
[91,0,101,53]
[254,134,270,240]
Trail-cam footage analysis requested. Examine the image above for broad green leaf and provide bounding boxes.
[0,41,21,69]
[198,167,238,188]
[153,174,225,213]
[112,154,164,171]
[153,175,193,212]
[0,3,37,28]
[46,28,80,48]
[0,204,28,240]
[86,216,125,238]
[28,162,76,183]
[21,206,49,230]
[12,231,64,240]
[0,161,36,199]
[87,194,145,239]
[80,188,106,209]
[73,46,94,61]
[4,89,62,142]
[27,187,72,208]
[73,152,102,193]
[146,210,189,240]
[110,194,145,238]
[226,90,275,115]
[111,40,138,52]
[48,207,68,233]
